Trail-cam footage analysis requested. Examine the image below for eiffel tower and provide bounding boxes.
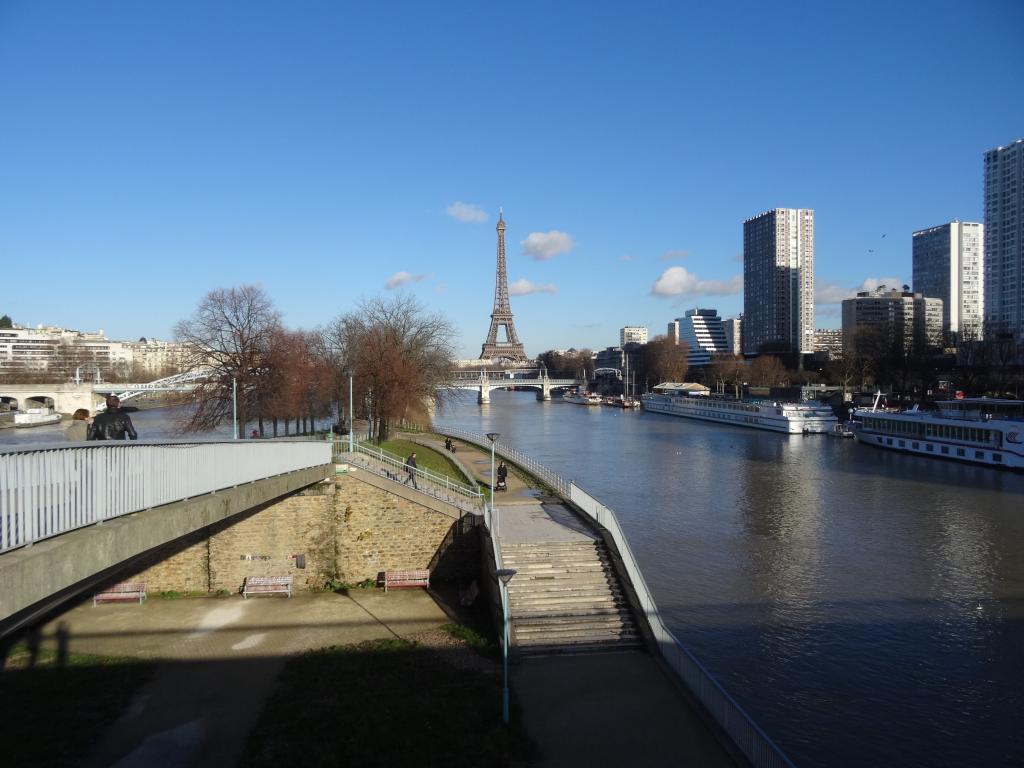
[480,209,529,363]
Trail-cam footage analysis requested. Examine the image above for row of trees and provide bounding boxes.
[175,286,454,441]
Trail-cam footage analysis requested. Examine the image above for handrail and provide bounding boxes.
[331,440,484,515]
[0,440,332,554]
[432,426,795,768]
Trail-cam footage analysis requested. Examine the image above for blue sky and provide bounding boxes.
[2,1,1022,358]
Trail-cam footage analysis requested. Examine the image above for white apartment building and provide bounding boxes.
[912,220,983,342]
[813,329,843,360]
[619,326,648,346]
[984,138,1024,341]
[841,287,943,355]
[743,208,815,355]
[674,309,729,367]
[0,325,186,380]
[722,316,742,356]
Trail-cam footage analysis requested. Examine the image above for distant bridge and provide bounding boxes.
[446,368,584,403]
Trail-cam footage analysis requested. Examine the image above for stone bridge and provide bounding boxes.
[447,369,584,403]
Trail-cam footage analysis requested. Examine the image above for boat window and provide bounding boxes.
[994,453,1002,462]
[941,446,949,455]
[956,448,965,457]
[975,451,984,460]
[926,444,933,452]
[913,442,919,450]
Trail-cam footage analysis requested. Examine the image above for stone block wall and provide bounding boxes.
[128,475,480,594]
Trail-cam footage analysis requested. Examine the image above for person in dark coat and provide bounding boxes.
[88,396,138,440]
[404,452,418,489]
[496,461,508,491]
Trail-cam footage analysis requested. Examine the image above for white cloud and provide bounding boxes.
[446,201,488,223]
[815,281,854,305]
[658,249,691,261]
[858,276,906,293]
[384,271,428,289]
[508,278,557,296]
[521,231,574,260]
[619,254,635,262]
[650,266,742,298]
[435,283,447,294]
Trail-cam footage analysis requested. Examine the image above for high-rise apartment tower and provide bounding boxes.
[742,208,815,355]
[984,139,1024,341]
[912,220,984,343]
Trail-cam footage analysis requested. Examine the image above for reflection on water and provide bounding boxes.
[436,390,1024,767]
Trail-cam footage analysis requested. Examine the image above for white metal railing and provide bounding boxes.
[331,440,484,515]
[433,427,795,768]
[0,440,331,554]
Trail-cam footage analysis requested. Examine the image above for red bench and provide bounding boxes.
[382,569,430,592]
[243,575,293,598]
[93,581,147,606]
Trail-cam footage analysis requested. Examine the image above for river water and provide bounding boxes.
[434,390,1024,767]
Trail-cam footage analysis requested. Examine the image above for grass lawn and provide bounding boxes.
[243,638,536,767]
[0,645,157,767]
[365,438,474,486]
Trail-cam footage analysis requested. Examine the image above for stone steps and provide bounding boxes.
[501,538,640,656]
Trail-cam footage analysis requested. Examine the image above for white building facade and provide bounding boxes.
[722,316,742,356]
[675,309,729,367]
[743,208,815,355]
[841,288,944,355]
[912,220,984,342]
[619,326,648,346]
[984,138,1024,341]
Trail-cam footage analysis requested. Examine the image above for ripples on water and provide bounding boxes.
[435,390,1024,767]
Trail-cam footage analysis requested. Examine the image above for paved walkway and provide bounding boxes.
[35,591,453,768]
[409,433,737,766]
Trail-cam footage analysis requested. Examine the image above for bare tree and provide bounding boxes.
[174,285,282,436]
[748,355,789,387]
[324,294,455,442]
[640,336,689,388]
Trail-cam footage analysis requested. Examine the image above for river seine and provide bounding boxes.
[4,395,1022,765]
[435,390,1023,768]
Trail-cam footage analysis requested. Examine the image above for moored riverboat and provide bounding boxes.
[641,384,837,434]
[562,390,603,405]
[14,407,63,428]
[852,397,1024,469]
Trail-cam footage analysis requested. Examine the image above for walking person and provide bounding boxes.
[64,408,91,441]
[87,396,138,440]
[404,452,419,489]
[496,461,508,492]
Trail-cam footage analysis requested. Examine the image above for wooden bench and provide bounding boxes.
[382,569,430,592]
[93,581,147,606]
[243,575,293,599]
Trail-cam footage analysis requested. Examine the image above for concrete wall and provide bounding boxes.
[0,383,99,414]
[126,473,481,594]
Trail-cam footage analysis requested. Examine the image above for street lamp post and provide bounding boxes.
[486,432,500,533]
[232,376,238,439]
[496,567,517,724]
[348,371,354,454]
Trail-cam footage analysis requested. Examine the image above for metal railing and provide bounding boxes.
[0,440,332,555]
[332,440,484,515]
[431,427,795,768]
[435,426,570,498]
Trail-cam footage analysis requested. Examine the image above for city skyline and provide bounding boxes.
[2,2,1022,359]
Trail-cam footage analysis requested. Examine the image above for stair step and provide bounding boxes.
[516,633,641,648]
[514,620,633,635]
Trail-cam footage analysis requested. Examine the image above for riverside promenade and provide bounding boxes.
[409,432,736,767]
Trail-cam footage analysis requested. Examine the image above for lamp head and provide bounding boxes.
[496,568,517,586]
[486,432,500,443]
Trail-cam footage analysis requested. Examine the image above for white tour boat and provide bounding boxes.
[14,407,63,428]
[562,390,603,406]
[852,397,1024,470]
[641,386,837,434]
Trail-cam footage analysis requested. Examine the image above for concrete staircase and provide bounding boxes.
[500,538,642,656]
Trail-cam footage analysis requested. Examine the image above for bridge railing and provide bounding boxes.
[0,440,332,555]
[332,441,484,515]
[431,427,795,768]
